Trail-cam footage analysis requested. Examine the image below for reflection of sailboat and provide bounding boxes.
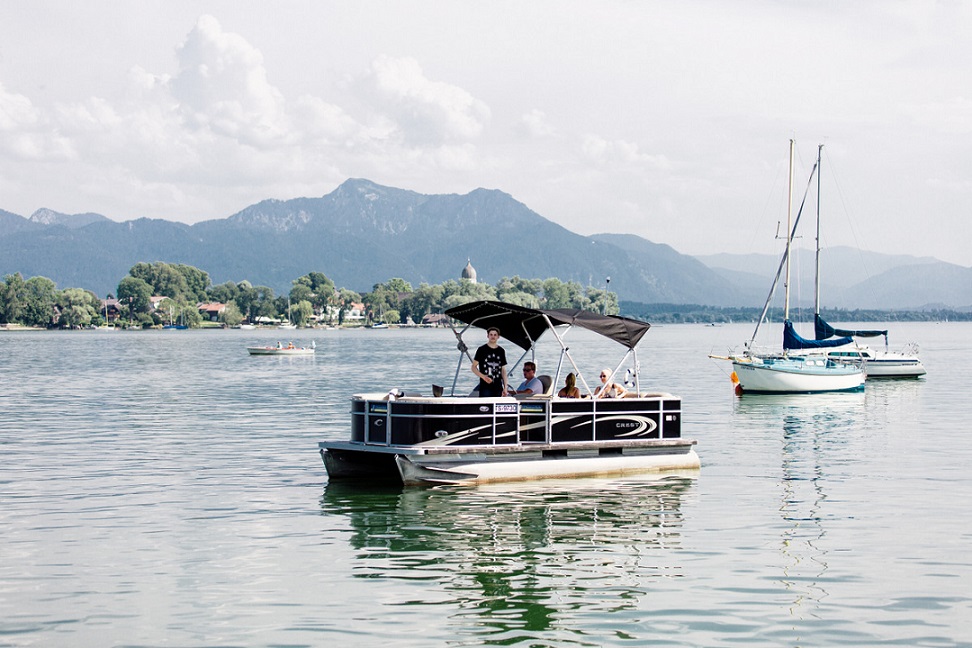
[778,412,830,615]
[732,394,862,618]
[715,141,865,394]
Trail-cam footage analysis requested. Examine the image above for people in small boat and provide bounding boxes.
[472,326,508,397]
[276,341,282,349]
[558,372,581,398]
[509,361,543,396]
[287,341,295,349]
[594,368,627,399]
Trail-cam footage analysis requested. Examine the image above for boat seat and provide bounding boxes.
[537,375,553,396]
[637,391,674,399]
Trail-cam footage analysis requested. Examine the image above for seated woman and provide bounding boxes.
[593,368,626,399]
[557,372,580,398]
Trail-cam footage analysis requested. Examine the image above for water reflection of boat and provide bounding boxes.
[322,473,695,550]
[732,394,862,618]
[320,474,694,639]
[777,413,831,615]
[319,301,699,486]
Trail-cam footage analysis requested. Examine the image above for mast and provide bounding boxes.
[784,138,794,322]
[814,144,823,315]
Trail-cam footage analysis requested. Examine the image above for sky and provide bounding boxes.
[1,1,970,267]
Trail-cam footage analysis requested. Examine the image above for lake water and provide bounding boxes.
[1,322,970,647]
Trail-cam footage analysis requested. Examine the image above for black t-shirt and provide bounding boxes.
[474,343,507,396]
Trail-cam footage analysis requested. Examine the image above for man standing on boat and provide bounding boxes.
[472,326,509,397]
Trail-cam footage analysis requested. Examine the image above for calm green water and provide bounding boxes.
[1,323,970,647]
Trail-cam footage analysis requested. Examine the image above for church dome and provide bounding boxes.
[461,259,477,283]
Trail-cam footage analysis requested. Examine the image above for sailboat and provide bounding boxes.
[812,320,925,377]
[718,140,865,395]
[278,298,297,329]
[802,146,925,378]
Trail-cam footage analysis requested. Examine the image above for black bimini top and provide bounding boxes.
[444,300,651,351]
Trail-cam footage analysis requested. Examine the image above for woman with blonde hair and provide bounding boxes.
[558,372,580,398]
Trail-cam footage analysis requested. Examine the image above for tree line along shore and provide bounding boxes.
[0,261,619,330]
[3,261,964,331]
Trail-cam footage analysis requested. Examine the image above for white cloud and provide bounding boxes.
[520,109,556,138]
[292,95,359,145]
[0,82,75,161]
[170,15,290,148]
[580,134,671,170]
[0,82,39,130]
[363,55,490,146]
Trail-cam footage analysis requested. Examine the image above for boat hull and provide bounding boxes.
[320,440,699,486]
[861,358,926,378]
[246,347,315,356]
[732,357,865,394]
[824,349,926,378]
[393,444,700,486]
[320,393,695,486]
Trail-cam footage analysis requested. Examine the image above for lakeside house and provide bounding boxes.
[100,298,123,323]
[421,313,450,327]
[197,302,226,321]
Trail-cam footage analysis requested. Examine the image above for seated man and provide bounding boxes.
[508,361,544,396]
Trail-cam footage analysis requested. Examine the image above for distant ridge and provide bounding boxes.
[28,209,110,229]
[1,179,969,309]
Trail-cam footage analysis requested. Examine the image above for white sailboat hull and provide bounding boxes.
[732,356,865,394]
[823,348,926,378]
[861,356,925,377]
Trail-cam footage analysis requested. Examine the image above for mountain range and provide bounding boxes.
[1,179,969,310]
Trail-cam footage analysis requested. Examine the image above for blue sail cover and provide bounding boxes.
[814,314,888,342]
[783,319,853,350]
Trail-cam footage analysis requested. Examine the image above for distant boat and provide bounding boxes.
[714,141,865,395]
[163,305,188,329]
[247,341,315,356]
[818,341,926,378]
[278,298,297,329]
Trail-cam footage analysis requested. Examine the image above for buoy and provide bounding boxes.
[730,371,739,384]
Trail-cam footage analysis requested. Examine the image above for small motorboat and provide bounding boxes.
[247,341,316,356]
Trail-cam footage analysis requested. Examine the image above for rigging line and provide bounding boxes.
[822,147,873,283]
[747,154,789,256]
